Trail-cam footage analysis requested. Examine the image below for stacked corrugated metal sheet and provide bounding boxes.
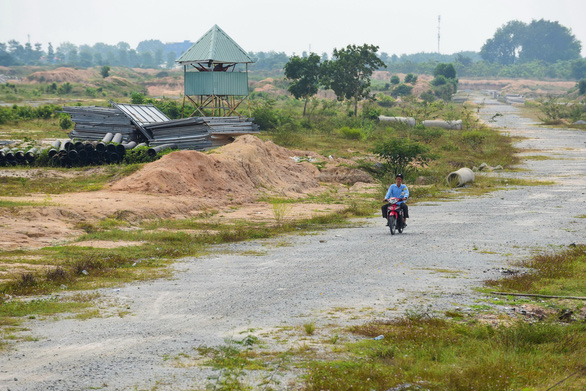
[64,106,137,142]
[204,116,259,147]
[145,118,212,149]
[63,103,259,151]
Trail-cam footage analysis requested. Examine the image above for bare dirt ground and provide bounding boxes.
[0,135,372,251]
[0,93,585,390]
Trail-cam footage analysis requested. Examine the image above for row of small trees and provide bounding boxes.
[285,46,459,115]
[284,44,386,117]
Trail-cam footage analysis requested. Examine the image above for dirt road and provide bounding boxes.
[1,94,585,390]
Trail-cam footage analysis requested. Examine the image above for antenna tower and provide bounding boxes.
[437,15,441,54]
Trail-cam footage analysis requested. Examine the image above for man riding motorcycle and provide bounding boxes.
[381,173,409,227]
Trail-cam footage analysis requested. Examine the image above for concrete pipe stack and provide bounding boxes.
[0,147,40,166]
[49,133,133,167]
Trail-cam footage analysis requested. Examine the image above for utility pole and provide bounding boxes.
[437,15,441,54]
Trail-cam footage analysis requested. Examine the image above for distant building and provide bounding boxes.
[164,40,193,56]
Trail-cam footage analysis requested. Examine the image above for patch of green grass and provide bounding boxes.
[305,317,586,391]
[0,294,99,351]
[0,200,48,208]
[303,321,316,335]
[523,155,555,161]
[0,118,67,140]
[0,164,143,196]
[486,245,586,297]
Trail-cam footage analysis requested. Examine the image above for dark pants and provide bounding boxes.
[382,203,409,219]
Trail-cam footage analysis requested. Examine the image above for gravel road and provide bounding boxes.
[1,94,585,390]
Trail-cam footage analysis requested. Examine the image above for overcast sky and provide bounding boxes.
[1,0,585,57]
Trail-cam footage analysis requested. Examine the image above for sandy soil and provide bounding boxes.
[0,92,584,390]
[0,136,373,250]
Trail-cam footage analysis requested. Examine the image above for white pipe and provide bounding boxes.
[422,119,462,130]
[446,167,474,187]
[378,116,415,126]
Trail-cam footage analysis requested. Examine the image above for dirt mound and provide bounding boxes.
[145,76,184,96]
[459,78,574,96]
[26,67,98,83]
[109,135,320,200]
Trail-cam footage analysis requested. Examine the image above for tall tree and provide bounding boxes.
[321,44,386,116]
[284,53,322,116]
[166,51,177,69]
[480,20,525,65]
[519,19,581,63]
[481,19,582,65]
[47,43,54,63]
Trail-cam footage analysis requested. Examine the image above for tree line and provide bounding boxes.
[0,18,584,80]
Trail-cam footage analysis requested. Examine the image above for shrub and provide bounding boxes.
[339,126,363,140]
[434,63,457,79]
[59,114,73,130]
[372,138,430,177]
[252,100,281,130]
[56,82,72,95]
[461,130,486,149]
[390,75,400,85]
[122,147,154,164]
[404,73,418,84]
[130,91,146,104]
[377,94,396,108]
[578,79,586,95]
[431,75,447,86]
[391,83,413,97]
[271,123,302,147]
[420,90,436,103]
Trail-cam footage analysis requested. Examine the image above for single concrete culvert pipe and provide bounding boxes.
[378,116,416,126]
[447,167,474,187]
[423,119,463,130]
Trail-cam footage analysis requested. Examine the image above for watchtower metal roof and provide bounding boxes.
[176,25,254,65]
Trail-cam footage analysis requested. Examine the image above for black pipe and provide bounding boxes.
[74,141,85,151]
[62,140,74,151]
[14,150,26,162]
[67,149,78,161]
[48,141,60,158]
[106,143,117,153]
[25,148,37,163]
[5,149,15,162]
[77,149,88,162]
[115,144,126,156]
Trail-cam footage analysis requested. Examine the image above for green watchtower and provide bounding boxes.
[177,25,254,117]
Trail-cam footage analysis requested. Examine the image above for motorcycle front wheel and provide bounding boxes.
[389,216,396,235]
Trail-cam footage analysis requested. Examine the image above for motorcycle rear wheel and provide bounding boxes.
[389,216,396,235]
[397,215,403,233]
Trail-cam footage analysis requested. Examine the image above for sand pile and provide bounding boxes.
[109,135,320,200]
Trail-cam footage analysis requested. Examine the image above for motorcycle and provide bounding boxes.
[386,197,405,235]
